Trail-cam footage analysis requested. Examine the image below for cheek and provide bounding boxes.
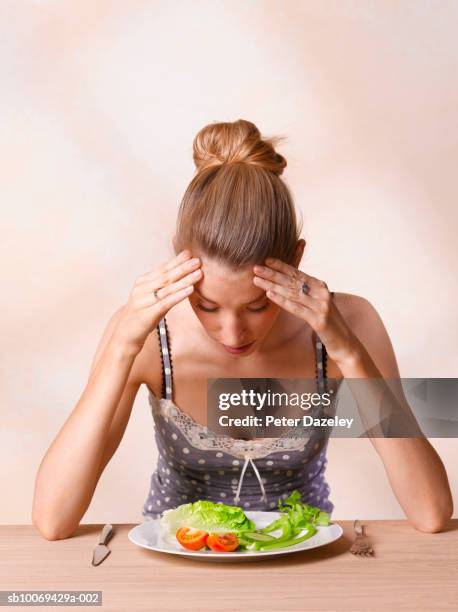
[252,306,281,332]
[189,302,216,327]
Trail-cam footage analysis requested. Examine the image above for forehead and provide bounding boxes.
[201,257,252,281]
[193,254,265,304]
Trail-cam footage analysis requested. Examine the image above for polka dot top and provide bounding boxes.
[142,305,335,519]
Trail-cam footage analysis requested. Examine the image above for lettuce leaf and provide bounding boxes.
[160,500,256,536]
[277,490,331,528]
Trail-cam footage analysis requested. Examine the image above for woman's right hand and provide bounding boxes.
[112,249,202,353]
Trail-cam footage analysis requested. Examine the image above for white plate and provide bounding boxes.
[128,511,343,562]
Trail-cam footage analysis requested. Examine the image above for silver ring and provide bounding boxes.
[301,281,310,295]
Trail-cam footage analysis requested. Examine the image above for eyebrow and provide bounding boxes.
[194,289,267,306]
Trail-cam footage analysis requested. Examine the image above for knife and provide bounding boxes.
[91,524,114,566]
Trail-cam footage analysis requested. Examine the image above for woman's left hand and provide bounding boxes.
[253,258,359,365]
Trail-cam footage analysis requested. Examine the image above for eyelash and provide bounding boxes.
[197,304,269,313]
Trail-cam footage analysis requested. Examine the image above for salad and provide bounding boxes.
[159,490,331,553]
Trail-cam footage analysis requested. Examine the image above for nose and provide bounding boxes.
[222,333,248,347]
[218,314,247,346]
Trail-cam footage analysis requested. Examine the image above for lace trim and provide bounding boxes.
[148,392,314,460]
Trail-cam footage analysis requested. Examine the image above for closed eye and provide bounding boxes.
[197,305,218,312]
[197,304,269,313]
[250,304,269,312]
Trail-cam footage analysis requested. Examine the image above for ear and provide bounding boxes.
[293,239,306,268]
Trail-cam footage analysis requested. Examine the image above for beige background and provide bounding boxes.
[1,1,457,524]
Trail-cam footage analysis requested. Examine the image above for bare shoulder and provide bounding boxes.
[333,291,388,331]
[333,291,400,377]
[332,290,385,347]
[332,291,372,321]
[133,300,199,394]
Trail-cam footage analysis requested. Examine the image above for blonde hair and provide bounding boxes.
[173,119,303,267]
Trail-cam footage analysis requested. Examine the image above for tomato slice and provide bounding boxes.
[176,527,209,551]
[205,533,239,552]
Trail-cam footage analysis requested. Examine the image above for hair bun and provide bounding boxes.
[192,119,287,176]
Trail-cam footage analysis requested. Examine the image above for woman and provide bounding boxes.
[32,119,453,540]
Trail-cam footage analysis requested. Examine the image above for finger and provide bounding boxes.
[151,268,202,301]
[265,288,316,324]
[254,264,300,289]
[138,284,195,309]
[138,254,201,287]
[254,275,318,309]
[254,267,322,301]
[138,249,194,281]
[262,258,327,290]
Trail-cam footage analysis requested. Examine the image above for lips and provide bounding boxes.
[222,341,255,354]
[228,342,252,349]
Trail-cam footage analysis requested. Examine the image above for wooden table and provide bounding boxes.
[1,521,457,611]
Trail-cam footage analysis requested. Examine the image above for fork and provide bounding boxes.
[349,519,374,557]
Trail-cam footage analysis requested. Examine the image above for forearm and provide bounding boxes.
[337,339,453,532]
[32,339,138,539]
[368,437,453,532]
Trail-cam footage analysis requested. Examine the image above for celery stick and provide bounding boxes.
[257,525,317,551]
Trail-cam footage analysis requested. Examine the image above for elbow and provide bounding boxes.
[411,500,454,534]
[32,509,77,541]
[413,517,449,534]
[33,520,77,541]
[34,526,64,541]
